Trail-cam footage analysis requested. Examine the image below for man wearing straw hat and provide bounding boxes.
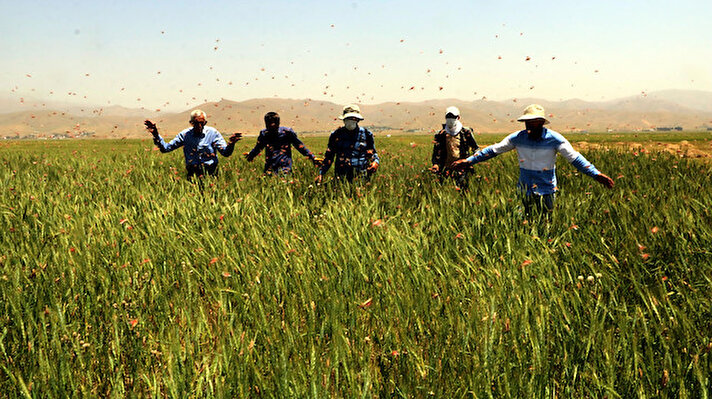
[430,106,479,191]
[145,110,242,179]
[452,104,614,215]
[315,104,380,183]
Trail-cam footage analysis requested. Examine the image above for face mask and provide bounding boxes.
[265,119,280,131]
[446,118,458,129]
[344,120,358,131]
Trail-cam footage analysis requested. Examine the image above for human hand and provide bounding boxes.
[595,173,615,189]
[451,159,471,170]
[144,120,158,135]
[429,164,440,173]
[243,152,253,162]
[367,161,379,173]
[228,132,242,144]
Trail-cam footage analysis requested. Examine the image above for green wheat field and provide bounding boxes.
[1,132,711,398]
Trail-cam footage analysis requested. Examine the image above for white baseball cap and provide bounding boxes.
[445,106,460,117]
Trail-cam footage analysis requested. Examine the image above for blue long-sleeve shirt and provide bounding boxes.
[466,128,600,195]
[153,126,234,167]
[246,126,315,173]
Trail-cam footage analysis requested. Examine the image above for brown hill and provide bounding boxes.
[2,94,711,139]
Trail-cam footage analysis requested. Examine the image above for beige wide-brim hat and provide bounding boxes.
[517,104,550,124]
[338,104,364,120]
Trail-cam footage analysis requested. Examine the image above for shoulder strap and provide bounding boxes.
[358,127,367,147]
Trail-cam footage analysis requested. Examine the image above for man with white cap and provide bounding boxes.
[430,106,479,190]
[145,110,242,179]
[452,104,614,215]
[315,104,380,183]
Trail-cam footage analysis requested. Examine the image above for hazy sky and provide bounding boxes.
[3,0,711,111]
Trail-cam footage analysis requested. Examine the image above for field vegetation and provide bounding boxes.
[1,133,711,397]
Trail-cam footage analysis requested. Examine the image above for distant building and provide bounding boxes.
[46,131,95,140]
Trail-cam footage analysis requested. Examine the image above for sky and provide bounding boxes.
[2,0,711,112]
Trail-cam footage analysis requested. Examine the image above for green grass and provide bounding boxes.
[0,134,711,398]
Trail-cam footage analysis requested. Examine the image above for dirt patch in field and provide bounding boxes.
[577,140,712,161]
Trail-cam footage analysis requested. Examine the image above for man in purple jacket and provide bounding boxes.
[245,112,321,175]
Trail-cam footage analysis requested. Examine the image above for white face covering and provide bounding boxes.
[344,119,359,131]
[445,118,462,135]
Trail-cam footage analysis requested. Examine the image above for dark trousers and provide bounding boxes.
[186,163,218,180]
[438,168,470,191]
[523,193,555,217]
[264,166,293,176]
[335,167,373,183]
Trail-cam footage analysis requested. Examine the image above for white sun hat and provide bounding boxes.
[517,104,550,124]
[338,104,364,120]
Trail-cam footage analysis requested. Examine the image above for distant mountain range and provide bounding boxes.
[1,90,711,138]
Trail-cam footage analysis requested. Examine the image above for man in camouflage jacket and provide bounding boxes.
[431,106,479,190]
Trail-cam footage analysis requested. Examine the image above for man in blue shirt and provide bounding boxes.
[245,112,321,175]
[145,110,242,179]
[315,104,380,184]
[452,104,614,215]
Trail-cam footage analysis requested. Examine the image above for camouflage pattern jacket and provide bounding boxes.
[431,126,479,170]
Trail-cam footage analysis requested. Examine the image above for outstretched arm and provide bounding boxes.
[245,133,266,162]
[146,120,183,153]
[557,140,614,188]
[317,134,337,180]
[289,130,320,165]
[214,131,241,157]
[452,134,515,169]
